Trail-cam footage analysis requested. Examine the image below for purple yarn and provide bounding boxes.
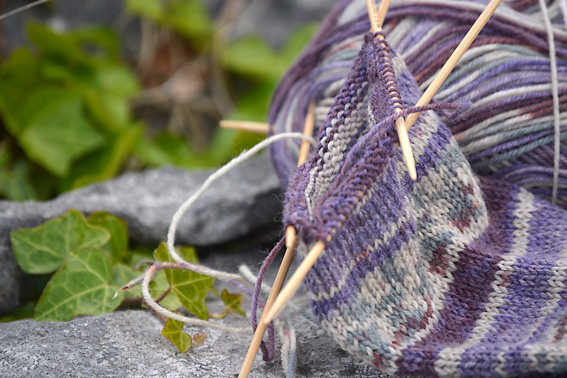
[251,236,285,361]
[275,26,567,376]
[268,0,567,206]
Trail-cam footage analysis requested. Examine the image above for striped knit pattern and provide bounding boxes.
[270,0,567,207]
[283,32,567,377]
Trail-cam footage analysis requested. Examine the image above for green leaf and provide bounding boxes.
[59,126,141,191]
[154,243,199,264]
[126,0,213,48]
[125,0,164,21]
[132,248,182,310]
[87,212,128,262]
[91,63,139,98]
[11,209,110,274]
[226,82,276,123]
[17,87,105,177]
[110,263,142,298]
[164,0,214,46]
[221,36,285,81]
[161,318,191,353]
[83,92,130,132]
[148,270,183,310]
[0,49,41,134]
[204,128,264,166]
[133,133,214,170]
[219,289,246,317]
[27,22,82,60]
[70,26,120,58]
[154,243,214,320]
[34,248,123,321]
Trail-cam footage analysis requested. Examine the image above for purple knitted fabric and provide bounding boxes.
[269,0,567,207]
[282,31,567,377]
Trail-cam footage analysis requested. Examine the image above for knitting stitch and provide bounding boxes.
[270,0,567,207]
[281,30,567,377]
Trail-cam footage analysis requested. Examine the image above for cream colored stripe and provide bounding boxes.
[435,189,535,376]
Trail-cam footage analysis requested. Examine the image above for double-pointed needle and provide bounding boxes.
[260,0,397,331]
[367,0,417,181]
[261,0,503,330]
[237,102,315,378]
[405,0,504,130]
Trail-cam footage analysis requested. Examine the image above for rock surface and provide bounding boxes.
[0,308,389,378]
[0,155,282,314]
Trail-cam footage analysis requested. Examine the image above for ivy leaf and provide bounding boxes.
[87,212,128,262]
[125,0,163,21]
[27,22,82,61]
[17,87,105,177]
[161,318,191,353]
[34,248,123,321]
[133,133,213,170]
[221,36,285,81]
[59,126,141,191]
[154,243,214,320]
[164,0,214,47]
[111,263,142,298]
[126,0,213,49]
[192,333,207,347]
[130,249,182,310]
[0,49,41,135]
[148,270,183,310]
[70,26,120,58]
[153,243,199,265]
[90,63,139,98]
[11,209,110,274]
[220,289,246,317]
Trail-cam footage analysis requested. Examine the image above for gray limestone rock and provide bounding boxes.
[0,308,388,378]
[0,155,283,314]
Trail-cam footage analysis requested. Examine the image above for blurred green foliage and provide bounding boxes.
[126,0,214,48]
[0,23,141,200]
[0,0,317,201]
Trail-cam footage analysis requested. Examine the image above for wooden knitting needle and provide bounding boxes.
[220,120,270,134]
[262,0,503,328]
[262,0,397,328]
[405,0,503,131]
[238,102,315,378]
[367,0,417,181]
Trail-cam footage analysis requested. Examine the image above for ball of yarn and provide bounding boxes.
[268,0,567,207]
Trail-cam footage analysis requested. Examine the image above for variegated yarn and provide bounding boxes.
[269,0,567,208]
[260,0,567,376]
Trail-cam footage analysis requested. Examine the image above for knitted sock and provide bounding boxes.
[283,31,567,377]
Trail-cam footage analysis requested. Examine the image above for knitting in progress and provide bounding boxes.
[269,0,567,208]
[132,0,567,376]
[258,0,567,375]
[279,27,567,375]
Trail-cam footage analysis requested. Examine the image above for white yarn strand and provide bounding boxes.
[141,263,251,333]
[166,132,316,265]
[141,132,315,333]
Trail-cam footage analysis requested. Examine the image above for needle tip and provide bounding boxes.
[409,168,417,181]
